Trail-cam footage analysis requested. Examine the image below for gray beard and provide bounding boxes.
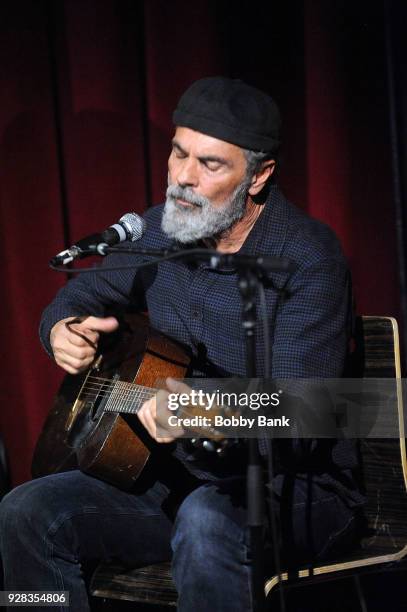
[161,180,250,243]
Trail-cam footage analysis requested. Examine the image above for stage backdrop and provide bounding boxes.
[0,0,401,484]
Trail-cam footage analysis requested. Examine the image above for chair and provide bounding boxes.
[90,316,407,608]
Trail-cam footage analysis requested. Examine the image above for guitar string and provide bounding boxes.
[86,374,153,391]
[82,389,155,413]
[83,373,184,390]
[75,378,222,430]
[80,384,154,400]
[81,386,154,399]
[87,385,218,423]
[81,378,155,397]
[78,387,214,417]
[77,375,179,406]
[84,380,152,393]
[79,378,222,413]
[77,375,168,416]
[79,385,155,403]
[85,374,186,394]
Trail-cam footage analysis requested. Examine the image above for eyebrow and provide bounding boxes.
[171,139,230,167]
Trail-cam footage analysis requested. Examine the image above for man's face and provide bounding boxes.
[162,127,251,243]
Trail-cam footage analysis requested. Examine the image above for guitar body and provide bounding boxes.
[32,315,190,490]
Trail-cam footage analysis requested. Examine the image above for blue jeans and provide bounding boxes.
[0,468,358,611]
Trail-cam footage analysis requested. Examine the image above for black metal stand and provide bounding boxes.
[238,267,267,612]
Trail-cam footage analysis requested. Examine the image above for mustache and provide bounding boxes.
[166,184,208,208]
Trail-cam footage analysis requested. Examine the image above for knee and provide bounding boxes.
[0,474,78,552]
[0,482,38,523]
[171,484,250,603]
[172,484,246,561]
[0,480,51,538]
[174,486,222,542]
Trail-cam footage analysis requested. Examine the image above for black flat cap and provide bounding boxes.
[173,76,281,152]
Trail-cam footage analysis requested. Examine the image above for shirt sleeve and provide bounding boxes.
[271,258,352,378]
[264,257,353,470]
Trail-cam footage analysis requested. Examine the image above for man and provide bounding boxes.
[0,77,364,611]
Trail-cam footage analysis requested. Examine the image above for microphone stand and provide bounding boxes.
[106,246,292,612]
[237,266,267,612]
[49,244,296,276]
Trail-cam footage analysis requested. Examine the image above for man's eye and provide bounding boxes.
[204,162,221,171]
[173,148,187,158]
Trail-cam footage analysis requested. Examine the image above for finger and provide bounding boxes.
[166,377,192,395]
[65,322,99,350]
[55,353,95,374]
[156,389,175,428]
[156,436,176,444]
[66,316,119,350]
[57,363,82,375]
[137,397,155,425]
[65,327,99,347]
[53,345,96,368]
[55,341,96,359]
[55,358,89,375]
[138,398,175,443]
[155,390,184,440]
[82,316,119,334]
[138,400,158,439]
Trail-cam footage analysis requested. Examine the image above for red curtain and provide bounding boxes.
[0,0,400,484]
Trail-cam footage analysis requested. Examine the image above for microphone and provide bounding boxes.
[50,212,146,266]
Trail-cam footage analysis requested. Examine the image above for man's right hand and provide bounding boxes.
[50,316,119,374]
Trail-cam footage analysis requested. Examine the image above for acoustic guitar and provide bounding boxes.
[32,314,194,490]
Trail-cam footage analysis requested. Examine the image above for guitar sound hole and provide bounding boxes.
[67,375,119,448]
[66,408,98,448]
[89,373,119,421]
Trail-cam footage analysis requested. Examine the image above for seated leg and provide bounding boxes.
[171,478,252,612]
[0,470,173,611]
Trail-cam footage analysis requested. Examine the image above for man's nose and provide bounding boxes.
[176,158,199,188]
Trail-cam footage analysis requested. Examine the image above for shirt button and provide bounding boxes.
[191,308,202,320]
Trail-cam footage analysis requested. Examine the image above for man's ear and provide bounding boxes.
[248,160,276,196]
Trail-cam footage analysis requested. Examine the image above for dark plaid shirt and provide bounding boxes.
[40,186,364,507]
